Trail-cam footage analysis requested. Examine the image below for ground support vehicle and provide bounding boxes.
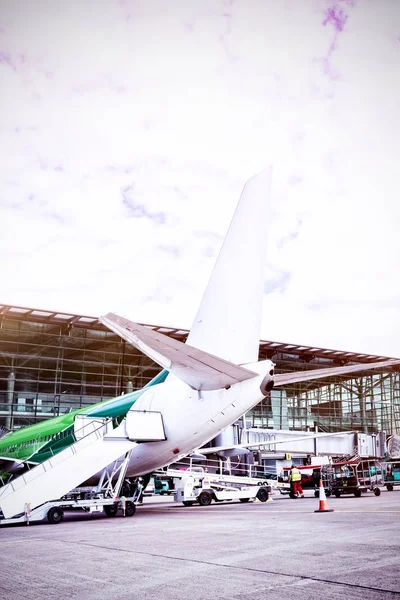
[0,448,142,526]
[279,465,327,498]
[174,471,272,506]
[257,472,289,495]
[0,489,141,526]
[322,459,383,498]
[383,461,400,491]
[143,474,174,496]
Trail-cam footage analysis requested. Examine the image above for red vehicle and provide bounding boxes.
[279,465,325,498]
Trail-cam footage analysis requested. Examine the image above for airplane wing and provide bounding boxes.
[273,359,400,387]
[100,313,258,391]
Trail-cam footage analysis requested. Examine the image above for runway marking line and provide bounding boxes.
[140,508,400,514]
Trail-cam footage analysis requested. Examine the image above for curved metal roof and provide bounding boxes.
[0,302,396,365]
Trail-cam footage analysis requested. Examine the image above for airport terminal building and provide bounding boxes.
[0,303,399,436]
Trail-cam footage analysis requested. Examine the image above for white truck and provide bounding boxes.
[174,470,272,506]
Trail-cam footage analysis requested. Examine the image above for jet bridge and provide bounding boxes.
[0,411,165,522]
[222,427,387,459]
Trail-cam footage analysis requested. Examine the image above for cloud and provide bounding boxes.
[1,0,399,357]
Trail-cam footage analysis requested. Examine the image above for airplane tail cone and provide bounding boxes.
[314,479,334,513]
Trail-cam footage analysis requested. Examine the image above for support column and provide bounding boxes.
[271,389,288,430]
[6,369,15,430]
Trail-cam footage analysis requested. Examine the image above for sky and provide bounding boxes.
[1,0,399,358]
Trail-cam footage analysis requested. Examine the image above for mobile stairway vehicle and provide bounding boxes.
[0,412,164,525]
[0,457,142,526]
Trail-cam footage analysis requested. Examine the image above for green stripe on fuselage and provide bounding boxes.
[0,370,169,466]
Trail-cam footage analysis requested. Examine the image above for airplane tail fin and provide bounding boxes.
[186,167,272,365]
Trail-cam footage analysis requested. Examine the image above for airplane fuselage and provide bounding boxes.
[117,359,274,478]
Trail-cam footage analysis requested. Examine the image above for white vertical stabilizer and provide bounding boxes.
[186,167,272,365]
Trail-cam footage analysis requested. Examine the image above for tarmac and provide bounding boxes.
[1,488,399,600]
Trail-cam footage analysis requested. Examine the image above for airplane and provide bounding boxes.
[1,167,399,488]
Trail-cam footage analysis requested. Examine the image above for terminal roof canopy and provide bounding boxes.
[1,302,398,368]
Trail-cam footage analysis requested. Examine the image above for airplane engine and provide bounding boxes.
[260,369,274,395]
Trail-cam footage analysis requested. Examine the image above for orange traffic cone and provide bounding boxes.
[314,479,334,513]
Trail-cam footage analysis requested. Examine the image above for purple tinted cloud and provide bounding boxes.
[322,7,348,33]
[264,271,291,295]
[288,175,303,186]
[158,245,182,258]
[141,288,173,306]
[193,229,223,242]
[319,1,356,79]
[121,185,166,224]
[203,245,216,258]
[0,51,16,71]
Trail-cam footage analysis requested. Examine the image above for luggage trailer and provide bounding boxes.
[321,458,384,498]
[383,461,400,491]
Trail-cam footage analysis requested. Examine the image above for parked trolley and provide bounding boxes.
[384,461,400,492]
[322,458,383,498]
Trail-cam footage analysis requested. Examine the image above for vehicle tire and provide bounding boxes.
[373,487,381,497]
[387,484,394,492]
[314,490,319,498]
[289,491,296,499]
[334,490,341,498]
[326,490,331,497]
[104,503,119,517]
[198,491,213,506]
[182,501,194,507]
[239,498,250,503]
[354,489,362,498]
[47,506,64,525]
[125,501,136,517]
[256,488,268,502]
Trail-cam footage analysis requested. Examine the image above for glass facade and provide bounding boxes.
[250,351,400,435]
[0,307,160,429]
[1,304,399,435]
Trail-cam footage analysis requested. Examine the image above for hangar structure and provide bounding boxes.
[0,303,399,437]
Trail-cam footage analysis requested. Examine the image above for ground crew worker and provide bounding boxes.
[290,465,304,498]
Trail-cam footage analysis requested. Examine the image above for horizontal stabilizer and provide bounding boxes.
[100,313,258,391]
[273,359,400,387]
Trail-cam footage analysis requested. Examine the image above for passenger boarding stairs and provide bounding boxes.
[0,411,164,520]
